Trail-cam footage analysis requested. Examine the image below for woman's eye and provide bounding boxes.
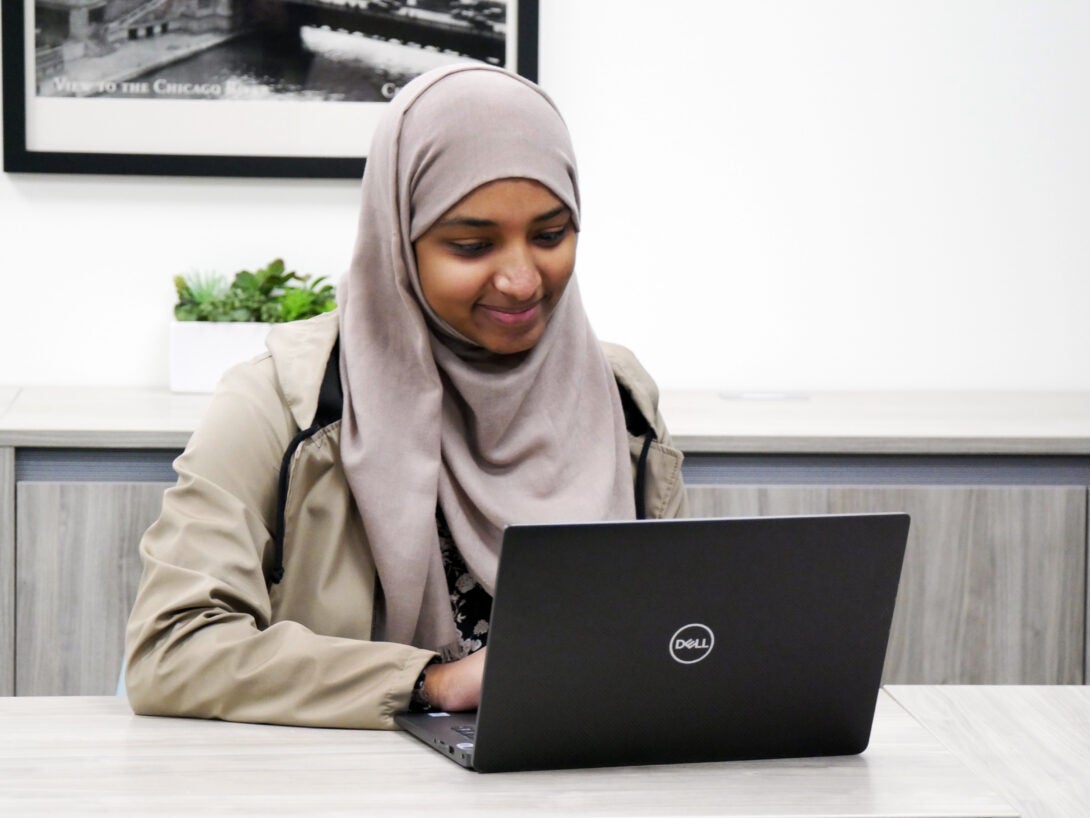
[535,224,569,246]
[448,240,491,256]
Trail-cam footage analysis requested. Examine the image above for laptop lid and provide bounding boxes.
[461,513,909,772]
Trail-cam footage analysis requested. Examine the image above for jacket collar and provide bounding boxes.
[266,310,340,430]
[601,342,664,438]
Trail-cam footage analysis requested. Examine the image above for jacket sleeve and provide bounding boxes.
[124,358,436,729]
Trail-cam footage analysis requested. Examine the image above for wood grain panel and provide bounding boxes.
[0,448,13,696]
[687,485,1086,684]
[15,482,170,695]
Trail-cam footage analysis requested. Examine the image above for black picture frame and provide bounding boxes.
[2,0,538,179]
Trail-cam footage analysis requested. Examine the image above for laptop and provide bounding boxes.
[395,513,910,773]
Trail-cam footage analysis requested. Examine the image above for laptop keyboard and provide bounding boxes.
[451,724,477,741]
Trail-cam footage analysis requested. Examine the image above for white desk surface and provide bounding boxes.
[0,387,17,418]
[0,692,1014,817]
[4,384,1090,454]
[887,685,1090,818]
[0,386,209,448]
[660,389,1090,455]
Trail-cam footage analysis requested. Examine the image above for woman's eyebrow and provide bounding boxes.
[531,205,569,223]
[435,216,495,228]
[434,206,569,229]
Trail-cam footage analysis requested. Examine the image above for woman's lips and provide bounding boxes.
[479,301,542,325]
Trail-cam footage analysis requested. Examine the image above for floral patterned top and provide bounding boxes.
[437,505,493,657]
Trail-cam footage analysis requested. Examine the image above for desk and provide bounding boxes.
[0,692,1014,817]
[887,686,1090,818]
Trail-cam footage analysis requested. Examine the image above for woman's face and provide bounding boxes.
[414,178,576,355]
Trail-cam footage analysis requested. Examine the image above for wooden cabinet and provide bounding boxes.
[15,482,171,695]
[0,447,13,696]
[686,485,1087,684]
[5,472,1089,694]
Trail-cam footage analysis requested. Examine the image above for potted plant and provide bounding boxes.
[170,259,336,392]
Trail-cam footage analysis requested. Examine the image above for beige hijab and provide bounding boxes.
[338,64,635,657]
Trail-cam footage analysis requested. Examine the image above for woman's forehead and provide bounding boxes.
[433,179,566,224]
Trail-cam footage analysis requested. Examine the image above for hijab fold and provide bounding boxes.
[338,65,635,655]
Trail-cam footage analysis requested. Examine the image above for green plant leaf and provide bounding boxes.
[173,260,336,322]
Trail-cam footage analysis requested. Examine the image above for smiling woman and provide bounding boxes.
[123,64,688,730]
[415,179,576,355]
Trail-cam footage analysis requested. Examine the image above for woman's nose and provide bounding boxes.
[493,244,540,299]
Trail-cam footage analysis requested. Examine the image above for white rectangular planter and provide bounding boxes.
[169,321,273,393]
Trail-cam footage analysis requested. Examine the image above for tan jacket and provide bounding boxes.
[125,311,687,729]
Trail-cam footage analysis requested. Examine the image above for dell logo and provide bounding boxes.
[669,623,715,664]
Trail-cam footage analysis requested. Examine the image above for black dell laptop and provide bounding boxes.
[395,513,910,773]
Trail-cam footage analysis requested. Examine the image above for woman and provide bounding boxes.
[125,64,688,729]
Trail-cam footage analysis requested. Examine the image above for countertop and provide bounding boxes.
[4,385,1090,454]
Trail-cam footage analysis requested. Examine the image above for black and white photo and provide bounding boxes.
[2,0,538,176]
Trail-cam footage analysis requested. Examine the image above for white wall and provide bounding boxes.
[2,0,1088,391]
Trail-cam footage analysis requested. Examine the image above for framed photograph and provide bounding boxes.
[2,0,538,178]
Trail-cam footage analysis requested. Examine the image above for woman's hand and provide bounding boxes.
[422,648,487,712]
